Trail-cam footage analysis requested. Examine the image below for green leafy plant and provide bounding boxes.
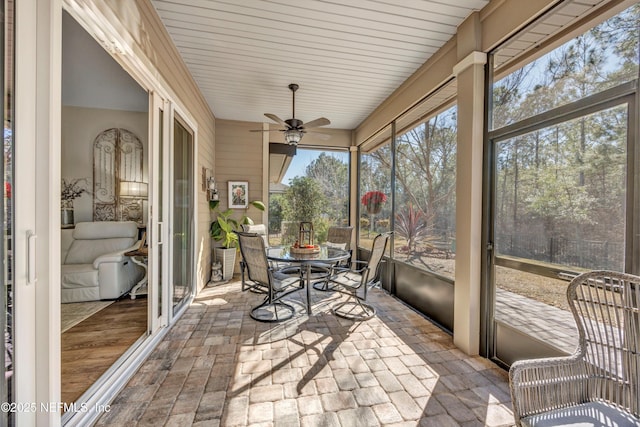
[209,199,265,248]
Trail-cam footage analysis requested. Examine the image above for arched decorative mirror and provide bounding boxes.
[93,128,145,222]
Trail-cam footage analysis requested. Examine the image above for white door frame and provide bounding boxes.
[15,0,63,425]
[15,0,203,423]
[149,91,171,331]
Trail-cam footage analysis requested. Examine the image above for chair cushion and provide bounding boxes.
[521,401,640,427]
[242,224,269,247]
[325,241,347,250]
[331,271,363,288]
[242,224,266,234]
[61,264,99,288]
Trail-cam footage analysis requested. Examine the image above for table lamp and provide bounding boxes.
[119,181,148,222]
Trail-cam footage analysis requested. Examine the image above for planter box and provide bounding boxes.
[214,247,236,281]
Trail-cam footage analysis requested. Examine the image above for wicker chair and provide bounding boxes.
[325,232,390,320]
[237,232,304,322]
[509,270,640,427]
[312,226,354,291]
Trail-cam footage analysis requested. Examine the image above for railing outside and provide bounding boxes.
[495,233,624,271]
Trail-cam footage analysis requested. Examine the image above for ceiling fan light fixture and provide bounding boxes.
[284,129,302,145]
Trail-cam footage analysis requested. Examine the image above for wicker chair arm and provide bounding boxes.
[509,355,589,425]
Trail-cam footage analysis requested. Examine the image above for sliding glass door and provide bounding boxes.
[172,117,193,314]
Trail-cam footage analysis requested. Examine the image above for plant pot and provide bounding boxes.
[366,203,382,215]
[214,247,236,281]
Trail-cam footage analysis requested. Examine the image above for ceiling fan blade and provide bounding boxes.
[264,113,288,127]
[249,129,288,136]
[302,117,330,129]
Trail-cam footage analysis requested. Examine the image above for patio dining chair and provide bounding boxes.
[312,225,354,291]
[325,232,391,320]
[239,224,269,293]
[237,231,304,322]
[509,270,640,427]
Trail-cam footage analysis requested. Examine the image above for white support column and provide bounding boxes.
[262,122,269,225]
[453,50,486,355]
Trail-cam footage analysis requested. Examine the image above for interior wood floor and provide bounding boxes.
[61,297,147,405]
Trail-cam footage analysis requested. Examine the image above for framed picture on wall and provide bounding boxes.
[228,181,248,208]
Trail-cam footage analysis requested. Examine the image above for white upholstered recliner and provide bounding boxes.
[61,221,143,303]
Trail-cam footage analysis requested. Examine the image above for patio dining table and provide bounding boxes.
[266,245,350,315]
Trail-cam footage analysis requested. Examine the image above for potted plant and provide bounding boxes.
[361,190,387,215]
[209,199,265,281]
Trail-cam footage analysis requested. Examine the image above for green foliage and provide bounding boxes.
[209,205,239,248]
[249,200,266,212]
[313,218,329,243]
[282,176,327,223]
[304,153,349,222]
[268,194,284,233]
[359,217,370,228]
[209,199,265,248]
[525,172,596,225]
[376,219,390,229]
[489,8,634,245]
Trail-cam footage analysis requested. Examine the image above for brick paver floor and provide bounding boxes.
[495,288,577,354]
[95,278,515,426]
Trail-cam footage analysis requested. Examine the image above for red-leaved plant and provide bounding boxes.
[361,191,387,207]
[395,204,426,253]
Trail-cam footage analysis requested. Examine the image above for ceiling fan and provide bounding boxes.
[252,83,331,145]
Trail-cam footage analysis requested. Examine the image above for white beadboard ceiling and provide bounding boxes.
[151,0,489,130]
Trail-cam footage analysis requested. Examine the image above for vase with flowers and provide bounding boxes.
[61,178,91,226]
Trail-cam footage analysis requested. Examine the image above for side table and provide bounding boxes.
[125,249,148,299]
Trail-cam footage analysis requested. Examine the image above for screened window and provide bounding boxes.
[269,148,349,245]
[495,104,627,272]
[359,146,392,251]
[358,124,392,251]
[492,5,640,130]
[394,105,457,279]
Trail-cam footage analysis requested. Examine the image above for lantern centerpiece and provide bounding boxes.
[291,222,320,254]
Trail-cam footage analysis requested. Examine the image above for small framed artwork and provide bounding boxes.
[228,181,248,208]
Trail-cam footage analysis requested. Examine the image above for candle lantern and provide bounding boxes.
[299,222,314,247]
